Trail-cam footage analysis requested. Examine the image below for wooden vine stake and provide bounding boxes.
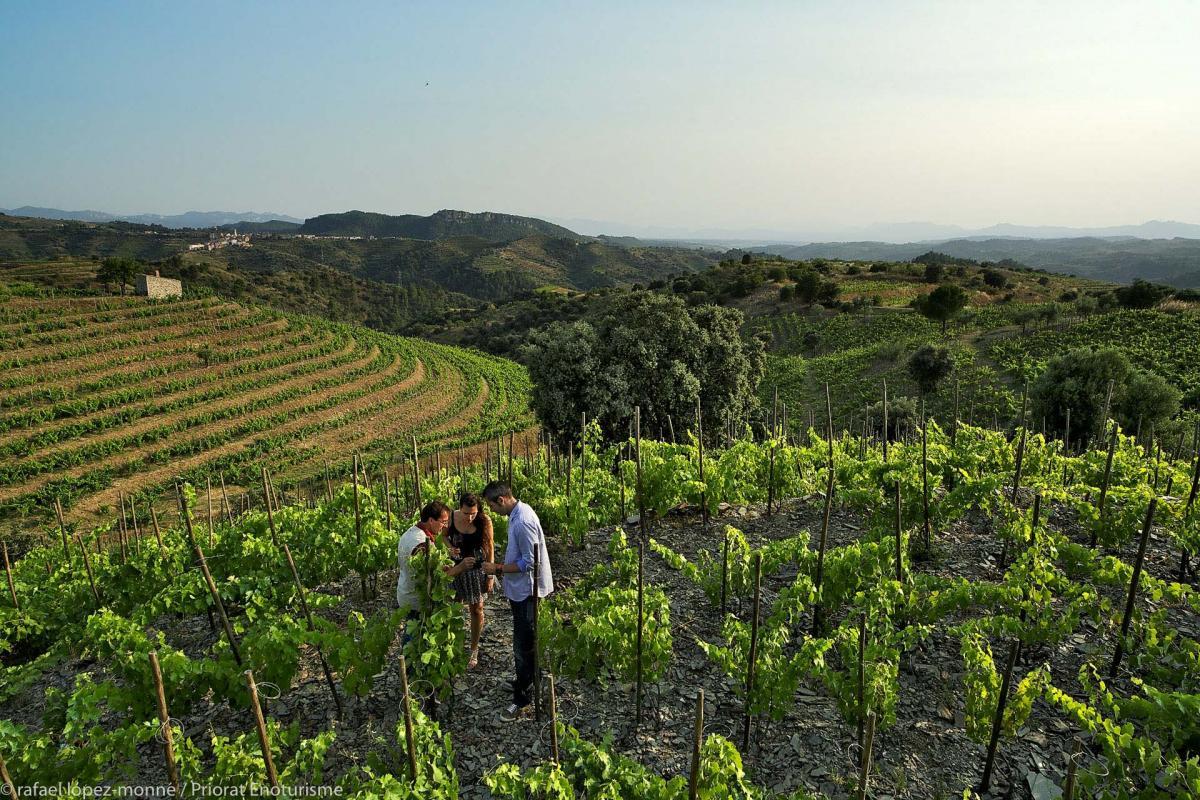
[532,538,542,723]
[688,689,705,800]
[812,385,836,636]
[1180,434,1200,581]
[720,527,729,618]
[398,651,419,784]
[148,651,182,795]
[881,379,889,463]
[508,429,515,485]
[741,551,763,752]
[411,436,423,510]
[76,534,101,605]
[920,404,931,556]
[855,711,877,800]
[281,543,343,718]
[635,407,647,542]
[384,472,393,530]
[894,481,904,582]
[150,506,165,557]
[635,535,645,731]
[352,453,366,600]
[579,413,587,528]
[951,378,960,446]
[696,397,707,528]
[117,490,129,562]
[1090,425,1118,547]
[979,637,1022,793]
[54,497,70,558]
[128,494,142,557]
[206,476,214,544]
[1098,379,1115,445]
[1111,497,1158,678]
[549,673,560,763]
[767,386,779,517]
[0,751,15,799]
[2,542,17,610]
[244,670,280,789]
[220,474,233,524]
[260,467,279,547]
[1063,738,1081,800]
[179,486,241,664]
[856,612,867,764]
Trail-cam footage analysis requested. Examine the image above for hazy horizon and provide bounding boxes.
[3,1,1198,232]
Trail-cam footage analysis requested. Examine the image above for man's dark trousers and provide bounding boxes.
[510,597,537,707]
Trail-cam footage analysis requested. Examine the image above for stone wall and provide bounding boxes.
[136,273,183,299]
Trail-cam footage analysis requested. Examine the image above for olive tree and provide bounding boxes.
[522,292,764,444]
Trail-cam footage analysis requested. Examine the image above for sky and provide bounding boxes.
[2,1,1199,237]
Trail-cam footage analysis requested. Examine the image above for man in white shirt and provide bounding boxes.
[481,481,553,720]
[397,501,475,638]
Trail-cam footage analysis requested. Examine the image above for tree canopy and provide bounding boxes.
[907,344,954,395]
[522,292,765,444]
[97,257,140,295]
[1030,347,1180,445]
[913,284,968,332]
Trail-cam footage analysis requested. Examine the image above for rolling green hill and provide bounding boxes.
[298,208,583,241]
[0,213,720,307]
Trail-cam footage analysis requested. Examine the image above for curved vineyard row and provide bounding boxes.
[0,294,533,527]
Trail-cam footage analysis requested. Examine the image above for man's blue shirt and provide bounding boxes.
[502,501,554,602]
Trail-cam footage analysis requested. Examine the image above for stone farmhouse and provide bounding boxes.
[136,270,183,299]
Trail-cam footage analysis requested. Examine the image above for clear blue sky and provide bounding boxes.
[2,1,1198,234]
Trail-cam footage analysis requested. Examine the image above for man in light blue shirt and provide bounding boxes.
[481,480,553,720]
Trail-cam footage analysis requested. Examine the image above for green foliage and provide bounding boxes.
[340,709,459,798]
[913,284,968,331]
[1029,347,1180,442]
[522,291,764,444]
[207,721,336,787]
[541,530,672,684]
[485,725,806,800]
[401,547,466,700]
[907,344,954,395]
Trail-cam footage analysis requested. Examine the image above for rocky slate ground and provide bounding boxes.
[4,493,1195,798]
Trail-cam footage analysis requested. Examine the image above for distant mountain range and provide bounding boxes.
[758,237,1200,288]
[556,218,1200,246]
[11,206,1200,244]
[1,206,304,229]
[5,206,1200,287]
[294,209,583,242]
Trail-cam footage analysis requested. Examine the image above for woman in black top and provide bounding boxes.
[441,492,494,668]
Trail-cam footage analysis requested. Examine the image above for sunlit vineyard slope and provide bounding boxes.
[0,288,533,529]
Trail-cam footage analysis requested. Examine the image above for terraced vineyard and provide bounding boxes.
[0,290,533,531]
[0,260,98,292]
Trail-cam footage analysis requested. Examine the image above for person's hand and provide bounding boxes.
[460,556,476,571]
[482,561,498,575]
[448,545,461,559]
